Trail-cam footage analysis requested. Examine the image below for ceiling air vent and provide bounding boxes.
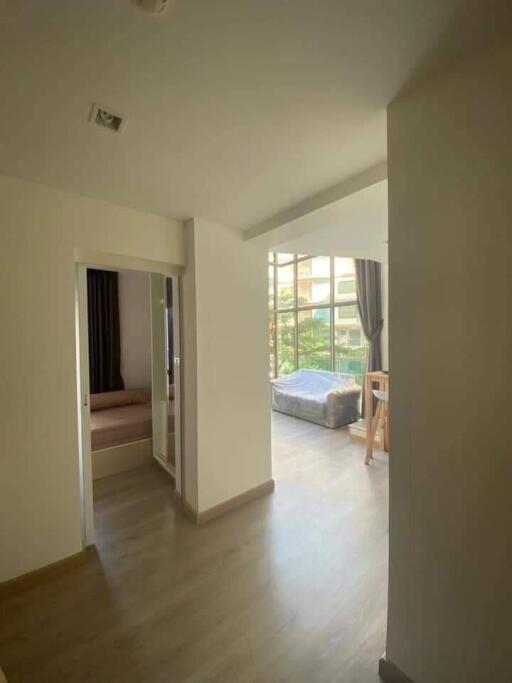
[89,103,125,132]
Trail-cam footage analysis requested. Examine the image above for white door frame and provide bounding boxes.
[171,275,183,497]
[75,257,183,548]
[76,264,95,546]
[150,273,170,471]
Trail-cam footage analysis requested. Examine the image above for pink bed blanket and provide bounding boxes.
[90,389,174,451]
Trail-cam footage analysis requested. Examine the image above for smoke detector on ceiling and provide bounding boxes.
[136,0,173,15]
[89,103,125,133]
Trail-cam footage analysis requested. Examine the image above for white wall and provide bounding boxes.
[0,175,184,582]
[181,222,199,510]
[386,42,512,683]
[118,270,151,390]
[183,219,272,513]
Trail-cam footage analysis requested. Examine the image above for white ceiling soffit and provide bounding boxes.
[243,161,386,241]
[0,0,482,228]
[270,180,388,263]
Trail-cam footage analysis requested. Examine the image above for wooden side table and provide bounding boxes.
[365,371,390,452]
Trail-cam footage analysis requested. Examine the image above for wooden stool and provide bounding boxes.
[365,389,389,465]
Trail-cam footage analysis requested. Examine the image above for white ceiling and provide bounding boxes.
[0,0,462,228]
[268,180,388,262]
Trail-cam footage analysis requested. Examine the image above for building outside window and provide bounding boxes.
[268,253,368,386]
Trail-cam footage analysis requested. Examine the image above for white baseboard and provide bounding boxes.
[183,479,275,525]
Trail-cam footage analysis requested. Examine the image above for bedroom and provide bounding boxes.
[82,266,181,534]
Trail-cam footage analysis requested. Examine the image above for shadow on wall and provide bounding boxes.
[395,0,512,101]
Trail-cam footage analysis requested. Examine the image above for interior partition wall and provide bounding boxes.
[268,253,368,385]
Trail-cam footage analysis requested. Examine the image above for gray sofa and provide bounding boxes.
[271,369,361,428]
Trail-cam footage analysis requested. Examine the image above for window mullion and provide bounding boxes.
[271,253,366,383]
[293,256,298,371]
[330,256,335,372]
[273,255,278,377]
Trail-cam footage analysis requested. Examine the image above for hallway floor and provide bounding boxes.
[0,413,389,682]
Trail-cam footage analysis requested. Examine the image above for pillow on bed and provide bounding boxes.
[90,389,151,411]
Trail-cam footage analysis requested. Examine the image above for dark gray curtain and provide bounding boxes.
[355,259,383,411]
[87,269,124,394]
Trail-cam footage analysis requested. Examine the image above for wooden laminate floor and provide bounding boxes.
[0,413,389,683]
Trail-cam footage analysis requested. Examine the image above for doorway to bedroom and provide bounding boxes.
[76,264,182,547]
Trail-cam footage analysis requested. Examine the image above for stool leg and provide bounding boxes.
[383,402,389,452]
[365,395,375,457]
[365,400,382,465]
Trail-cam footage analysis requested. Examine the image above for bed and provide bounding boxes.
[271,369,361,428]
[90,388,175,479]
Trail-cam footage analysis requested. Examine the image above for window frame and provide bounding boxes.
[269,254,366,379]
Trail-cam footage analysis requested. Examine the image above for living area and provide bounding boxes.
[265,194,391,673]
[263,178,389,469]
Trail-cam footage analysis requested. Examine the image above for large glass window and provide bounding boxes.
[277,263,294,309]
[335,257,357,302]
[268,264,274,310]
[334,317,367,387]
[298,308,331,371]
[269,253,368,386]
[269,311,276,379]
[336,304,358,320]
[297,257,331,306]
[276,311,296,376]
